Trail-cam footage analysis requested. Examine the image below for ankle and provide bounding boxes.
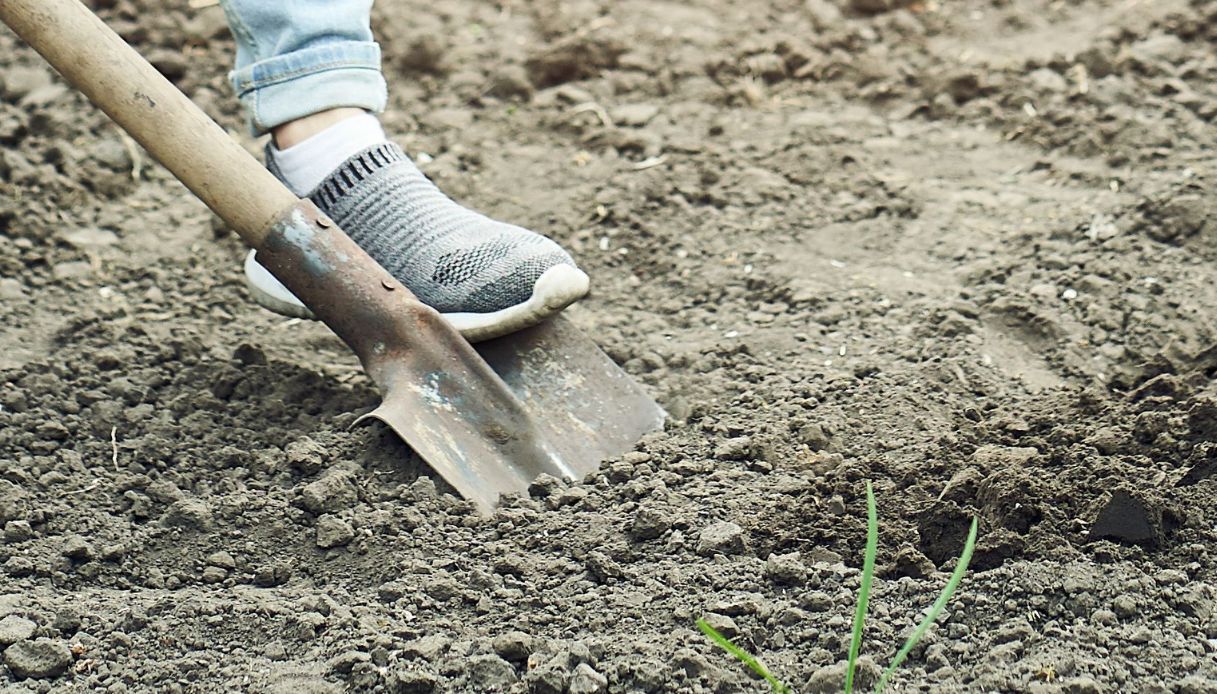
[272,108,369,149]
[269,111,387,195]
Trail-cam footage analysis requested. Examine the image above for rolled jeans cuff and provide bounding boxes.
[228,42,388,135]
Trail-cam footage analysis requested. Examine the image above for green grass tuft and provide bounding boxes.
[696,480,978,694]
[696,618,792,694]
[873,516,978,693]
[844,480,879,694]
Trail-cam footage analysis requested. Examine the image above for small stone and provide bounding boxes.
[714,436,754,461]
[4,556,35,578]
[972,445,1038,467]
[468,654,517,688]
[806,657,879,693]
[0,615,36,646]
[486,65,534,100]
[378,580,409,603]
[1111,594,1137,619]
[800,591,834,612]
[315,515,354,549]
[527,473,564,498]
[630,506,671,541]
[1128,626,1152,644]
[775,606,810,626]
[51,261,92,281]
[254,562,292,587]
[3,638,72,679]
[50,609,80,635]
[491,631,534,662]
[201,566,228,584]
[3,520,33,543]
[147,49,189,82]
[390,667,438,693]
[0,65,53,103]
[58,227,118,249]
[764,552,807,585]
[700,613,739,639]
[805,0,843,28]
[401,634,450,661]
[99,544,124,561]
[610,103,659,127]
[300,468,359,514]
[0,480,28,524]
[160,498,213,530]
[697,521,747,556]
[1084,427,1123,455]
[285,437,327,474]
[0,279,27,302]
[1027,67,1067,92]
[60,535,93,561]
[88,139,132,172]
[568,662,608,694]
[826,495,847,515]
[422,574,462,601]
[552,486,588,508]
[1128,34,1186,66]
[206,551,236,570]
[585,550,625,581]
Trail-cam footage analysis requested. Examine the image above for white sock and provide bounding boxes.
[270,111,387,196]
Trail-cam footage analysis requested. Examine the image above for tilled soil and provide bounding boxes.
[4,0,1217,691]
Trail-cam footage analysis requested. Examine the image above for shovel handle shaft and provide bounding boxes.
[0,0,297,247]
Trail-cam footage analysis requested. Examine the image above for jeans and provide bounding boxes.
[218,0,388,134]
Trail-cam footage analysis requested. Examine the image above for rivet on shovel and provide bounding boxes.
[381,279,396,291]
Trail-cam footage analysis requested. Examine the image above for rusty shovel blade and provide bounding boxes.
[258,201,664,514]
[365,316,666,511]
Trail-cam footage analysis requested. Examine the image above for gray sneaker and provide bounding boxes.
[244,143,590,342]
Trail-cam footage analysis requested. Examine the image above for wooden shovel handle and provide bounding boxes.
[0,0,297,247]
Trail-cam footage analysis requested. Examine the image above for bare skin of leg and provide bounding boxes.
[271,107,365,149]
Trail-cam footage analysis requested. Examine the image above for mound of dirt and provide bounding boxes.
[4,0,1217,691]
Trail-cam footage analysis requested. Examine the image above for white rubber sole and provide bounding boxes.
[242,249,590,343]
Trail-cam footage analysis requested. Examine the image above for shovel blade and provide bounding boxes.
[474,316,667,468]
[365,316,665,513]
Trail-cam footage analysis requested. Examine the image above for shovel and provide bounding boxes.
[0,0,664,514]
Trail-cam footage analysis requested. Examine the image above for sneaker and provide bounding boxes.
[244,141,589,342]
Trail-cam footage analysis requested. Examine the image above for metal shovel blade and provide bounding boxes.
[369,316,666,502]
[259,202,665,514]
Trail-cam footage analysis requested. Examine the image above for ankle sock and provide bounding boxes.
[270,111,387,195]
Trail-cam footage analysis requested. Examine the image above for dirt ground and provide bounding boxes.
[3,0,1217,691]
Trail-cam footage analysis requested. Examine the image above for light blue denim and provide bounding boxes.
[218,0,388,134]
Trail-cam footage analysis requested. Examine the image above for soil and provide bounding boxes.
[3,0,1217,691]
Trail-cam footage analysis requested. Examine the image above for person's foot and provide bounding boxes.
[244,111,589,342]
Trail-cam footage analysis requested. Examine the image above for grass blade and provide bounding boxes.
[873,516,979,693]
[845,481,879,694]
[696,618,791,694]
